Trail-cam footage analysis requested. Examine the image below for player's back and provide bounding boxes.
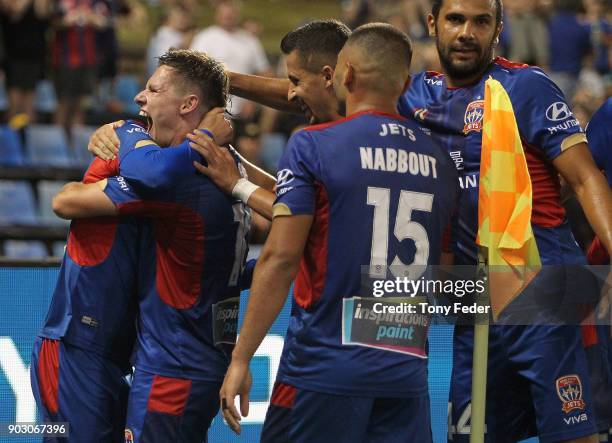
[105,145,250,382]
[40,132,142,371]
[274,110,458,397]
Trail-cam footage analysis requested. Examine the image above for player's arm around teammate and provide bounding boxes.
[86,106,233,160]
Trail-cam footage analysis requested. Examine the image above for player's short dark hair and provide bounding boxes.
[431,0,503,28]
[348,22,413,71]
[158,49,228,110]
[280,19,351,72]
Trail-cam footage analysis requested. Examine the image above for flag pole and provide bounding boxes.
[470,250,489,443]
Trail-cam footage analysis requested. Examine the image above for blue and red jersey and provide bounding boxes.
[399,57,588,264]
[39,124,143,372]
[102,122,251,382]
[272,110,458,397]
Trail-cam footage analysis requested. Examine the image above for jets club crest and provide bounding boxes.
[463,100,484,134]
[556,375,586,414]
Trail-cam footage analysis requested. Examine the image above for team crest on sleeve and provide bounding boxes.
[463,100,485,134]
[556,375,586,413]
[124,429,134,443]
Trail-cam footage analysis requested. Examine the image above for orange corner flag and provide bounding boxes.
[476,77,541,319]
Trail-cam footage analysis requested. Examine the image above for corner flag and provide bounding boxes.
[476,77,542,319]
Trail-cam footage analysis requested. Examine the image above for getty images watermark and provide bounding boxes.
[371,275,489,316]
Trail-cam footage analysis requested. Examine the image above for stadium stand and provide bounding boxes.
[52,241,66,257]
[259,132,286,173]
[0,125,24,166]
[3,239,48,259]
[33,79,58,115]
[25,124,72,167]
[37,180,69,226]
[0,180,38,226]
[70,125,96,167]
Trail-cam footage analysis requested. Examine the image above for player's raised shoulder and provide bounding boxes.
[501,61,553,88]
[115,119,150,136]
[412,70,445,89]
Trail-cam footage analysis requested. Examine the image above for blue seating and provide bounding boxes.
[25,124,72,167]
[114,75,141,115]
[0,125,24,166]
[38,181,70,226]
[260,133,286,173]
[34,80,57,114]
[52,241,66,257]
[0,180,38,225]
[3,240,48,259]
[0,78,8,111]
[71,125,96,167]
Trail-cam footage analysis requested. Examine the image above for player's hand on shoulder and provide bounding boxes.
[199,107,234,146]
[188,130,241,194]
[88,120,124,161]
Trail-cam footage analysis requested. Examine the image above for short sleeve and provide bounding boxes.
[510,68,587,160]
[119,140,198,193]
[115,121,159,161]
[273,130,319,218]
[114,121,203,192]
[103,175,142,209]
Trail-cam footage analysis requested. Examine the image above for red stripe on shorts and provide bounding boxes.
[581,324,598,348]
[270,382,297,408]
[147,375,192,416]
[38,339,60,414]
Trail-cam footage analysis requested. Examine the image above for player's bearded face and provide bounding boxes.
[435,29,496,81]
[431,0,500,82]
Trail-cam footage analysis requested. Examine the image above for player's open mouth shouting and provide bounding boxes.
[139,110,153,132]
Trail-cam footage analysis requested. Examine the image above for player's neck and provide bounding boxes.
[169,120,195,146]
[346,94,399,118]
[445,74,483,89]
[444,62,492,89]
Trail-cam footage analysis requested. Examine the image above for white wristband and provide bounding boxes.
[231,178,260,203]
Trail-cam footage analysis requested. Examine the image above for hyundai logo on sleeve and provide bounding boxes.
[276,169,295,187]
[546,102,572,122]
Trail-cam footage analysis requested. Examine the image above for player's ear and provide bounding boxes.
[402,74,412,94]
[427,14,436,37]
[180,95,199,115]
[494,22,503,45]
[322,65,334,89]
[344,63,355,91]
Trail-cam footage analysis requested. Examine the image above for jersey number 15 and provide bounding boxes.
[367,187,433,279]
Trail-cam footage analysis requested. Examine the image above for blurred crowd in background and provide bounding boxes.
[0,0,609,259]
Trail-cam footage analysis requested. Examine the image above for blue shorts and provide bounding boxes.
[124,368,221,443]
[582,324,612,434]
[260,382,432,443]
[30,337,129,442]
[448,325,598,443]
